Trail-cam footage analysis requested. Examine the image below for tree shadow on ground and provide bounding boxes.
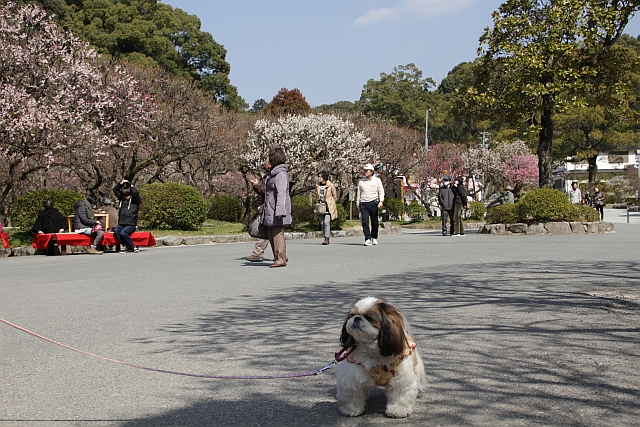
[122,260,640,426]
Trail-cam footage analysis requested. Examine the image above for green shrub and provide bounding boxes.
[486,203,519,224]
[564,204,601,222]
[291,195,313,228]
[605,194,616,205]
[209,194,242,223]
[11,189,83,230]
[516,188,570,222]
[383,197,403,220]
[330,203,347,230]
[468,201,486,221]
[139,183,207,230]
[404,200,426,222]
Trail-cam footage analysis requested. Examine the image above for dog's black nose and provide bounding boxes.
[353,316,362,325]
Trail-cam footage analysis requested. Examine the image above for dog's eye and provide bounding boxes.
[364,315,373,322]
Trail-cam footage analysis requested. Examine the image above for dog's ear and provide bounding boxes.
[340,319,355,348]
[377,302,405,357]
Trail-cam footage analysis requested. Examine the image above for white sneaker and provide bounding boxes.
[364,239,373,246]
[372,238,378,245]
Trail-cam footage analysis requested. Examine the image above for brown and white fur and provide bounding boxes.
[336,297,426,418]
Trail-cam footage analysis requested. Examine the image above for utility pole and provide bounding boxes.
[425,109,430,151]
[479,132,490,148]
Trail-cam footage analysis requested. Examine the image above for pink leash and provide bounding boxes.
[0,316,354,380]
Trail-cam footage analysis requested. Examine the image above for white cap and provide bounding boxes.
[363,163,375,171]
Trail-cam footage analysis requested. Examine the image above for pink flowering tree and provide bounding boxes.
[463,140,538,199]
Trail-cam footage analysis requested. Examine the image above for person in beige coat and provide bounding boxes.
[316,171,338,245]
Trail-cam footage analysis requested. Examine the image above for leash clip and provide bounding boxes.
[316,359,337,375]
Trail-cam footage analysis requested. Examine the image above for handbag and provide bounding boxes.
[91,222,103,233]
[314,203,327,215]
[248,214,269,239]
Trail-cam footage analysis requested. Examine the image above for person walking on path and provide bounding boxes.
[113,180,141,253]
[357,163,385,246]
[261,147,291,268]
[452,177,468,236]
[569,182,582,205]
[316,171,338,245]
[73,194,104,254]
[593,186,605,220]
[438,175,454,236]
[245,172,271,262]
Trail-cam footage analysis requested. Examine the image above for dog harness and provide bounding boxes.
[346,336,417,386]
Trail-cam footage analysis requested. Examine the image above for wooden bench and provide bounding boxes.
[32,232,156,255]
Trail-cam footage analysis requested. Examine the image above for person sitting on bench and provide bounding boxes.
[73,194,104,255]
[32,199,67,255]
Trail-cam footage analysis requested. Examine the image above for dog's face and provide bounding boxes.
[340,297,406,357]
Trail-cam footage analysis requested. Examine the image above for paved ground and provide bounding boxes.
[1,222,639,426]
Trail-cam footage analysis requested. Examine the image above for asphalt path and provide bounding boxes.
[1,224,639,426]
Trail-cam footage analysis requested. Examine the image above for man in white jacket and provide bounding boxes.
[357,164,385,246]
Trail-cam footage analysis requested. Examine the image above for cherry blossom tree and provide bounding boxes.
[463,140,539,198]
[0,3,151,218]
[241,114,373,197]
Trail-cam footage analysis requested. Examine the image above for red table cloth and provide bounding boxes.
[32,232,156,250]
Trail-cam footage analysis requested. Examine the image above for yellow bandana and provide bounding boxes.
[347,336,417,386]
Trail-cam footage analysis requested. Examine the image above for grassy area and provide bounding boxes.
[142,220,246,237]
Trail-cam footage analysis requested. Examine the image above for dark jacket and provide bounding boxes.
[32,207,67,233]
[261,163,292,227]
[453,184,467,205]
[113,183,141,226]
[73,199,99,230]
[438,185,454,211]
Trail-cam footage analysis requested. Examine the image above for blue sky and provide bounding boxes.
[162,0,640,108]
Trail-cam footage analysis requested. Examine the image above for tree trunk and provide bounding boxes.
[587,155,598,184]
[538,94,554,188]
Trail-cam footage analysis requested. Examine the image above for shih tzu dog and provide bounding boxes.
[336,297,426,418]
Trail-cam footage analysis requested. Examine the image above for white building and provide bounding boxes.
[555,149,640,193]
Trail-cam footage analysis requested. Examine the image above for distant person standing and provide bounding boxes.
[438,175,454,236]
[261,147,291,267]
[569,182,582,204]
[113,179,141,253]
[316,171,338,245]
[452,177,468,236]
[357,163,385,246]
[593,186,605,220]
[245,171,271,262]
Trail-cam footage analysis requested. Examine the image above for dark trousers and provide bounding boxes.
[113,225,136,250]
[441,209,454,235]
[360,201,379,240]
[596,204,604,220]
[454,204,465,235]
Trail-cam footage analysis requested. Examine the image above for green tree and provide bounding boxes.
[266,88,311,116]
[250,98,268,114]
[555,41,640,183]
[60,0,241,108]
[357,63,435,130]
[466,0,640,188]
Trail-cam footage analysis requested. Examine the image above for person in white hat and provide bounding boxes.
[503,185,515,205]
[356,163,385,246]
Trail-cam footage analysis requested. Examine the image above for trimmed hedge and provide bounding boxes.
[209,195,242,223]
[139,183,207,231]
[405,200,426,222]
[564,204,601,222]
[516,188,569,222]
[486,204,519,224]
[291,195,313,228]
[468,201,486,221]
[11,189,83,230]
[383,198,403,220]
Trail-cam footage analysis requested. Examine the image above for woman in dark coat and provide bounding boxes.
[261,147,291,267]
